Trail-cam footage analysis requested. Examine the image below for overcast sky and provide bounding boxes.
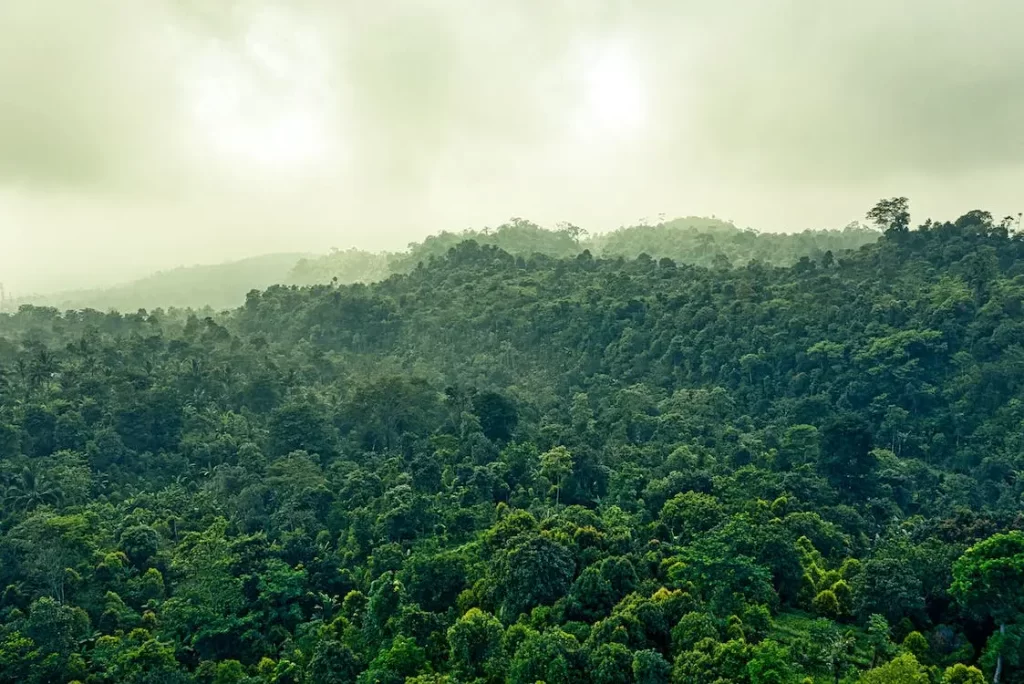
[2,0,1023,294]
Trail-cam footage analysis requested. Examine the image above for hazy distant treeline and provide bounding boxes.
[6,218,879,312]
[290,217,879,285]
[4,254,310,314]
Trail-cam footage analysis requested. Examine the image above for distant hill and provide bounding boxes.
[287,219,584,286]
[11,252,310,312]
[6,218,880,311]
[289,217,881,285]
[590,217,880,267]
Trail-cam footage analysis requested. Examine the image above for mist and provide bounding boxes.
[2,0,1023,295]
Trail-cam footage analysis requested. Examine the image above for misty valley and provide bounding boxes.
[2,204,1024,683]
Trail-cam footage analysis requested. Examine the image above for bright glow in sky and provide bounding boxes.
[575,40,649,138]
[181,7,340,182]
[189,72,332,176]
[2,0,1024,294]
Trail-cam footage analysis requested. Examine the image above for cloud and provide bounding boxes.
[0,1,187,190]
[682,0,1024,181]
[1,0,1023,293]
[5,0,1021,191]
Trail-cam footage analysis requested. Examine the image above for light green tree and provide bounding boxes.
[942,664,986,684]
[539,445,573,508]
[859,653,929,683]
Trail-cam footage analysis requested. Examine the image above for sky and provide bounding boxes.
[2,0,1024,294]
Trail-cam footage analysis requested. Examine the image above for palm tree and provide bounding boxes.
[28,348,56,390]
[4,467,62,512]
[14,358,29,399]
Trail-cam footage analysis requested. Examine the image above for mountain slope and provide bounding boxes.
[8,218,879,313]
[288,217,881,285]
[11,252,310,312]
[0,208,1019,683]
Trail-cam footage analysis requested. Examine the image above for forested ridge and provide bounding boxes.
[2,205,1024,683]
[286,217,879,286]
[7,218,879,314]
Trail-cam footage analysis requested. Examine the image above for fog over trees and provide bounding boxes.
[3,1,1024,682]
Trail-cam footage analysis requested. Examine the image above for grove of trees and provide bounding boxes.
[1,201,1022,682]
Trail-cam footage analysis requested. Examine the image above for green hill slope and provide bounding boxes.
[288,216,880,285]
[11,218,880,312]
[4,208,1015,683]
[12,252,310,312]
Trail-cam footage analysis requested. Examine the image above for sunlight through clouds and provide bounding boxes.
[573,39,649,140]
[178,5,344,185]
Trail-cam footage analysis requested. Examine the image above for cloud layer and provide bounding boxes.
[2,0,1024,293]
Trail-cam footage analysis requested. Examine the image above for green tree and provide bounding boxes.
[777,424,819,470]
[858,653,929,684]
[120,524,160,567]
[359,636,429,684]
[24,596,90,672]
[566,565,615,623]
[866,614,896,667]
[901,631,929,663]
[508,629,581,684]
[659,491,723,541]
[158,520,247,660]
[590,642,634,684]
[492,534,575,620]
[673,638,750,684]
[819,414,877,497]
[365,573,404,643]
[855,558,924,624]
[671,612,719,656]
[951,532,1024,683]
[943,664,986,684]
[447,608,506,684]
[797,619,856,684]
[307,639,361,684]
[94,634,190,684]
[632,649,671,684]
[867,197,911,234]
[813,590,840,619]
[0,631,41,684]
[472,390,519,442]
[540,446,574,508]
[267,402,337,459]
[4,467,61,512]
[748,640,798,684]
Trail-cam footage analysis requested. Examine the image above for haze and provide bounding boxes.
[2,0,1023,295]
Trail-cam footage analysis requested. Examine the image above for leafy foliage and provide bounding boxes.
[1,204,1022,682]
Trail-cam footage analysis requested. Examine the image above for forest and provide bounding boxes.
[6,218,879,314]
[2,201,1024,684]
[286,217,879,287]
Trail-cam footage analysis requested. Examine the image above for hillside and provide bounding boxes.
[8,253,310,313]
[590,218,879,268]
[1,206,1021,683]
[6,220,879,314]
[288,217,881,286]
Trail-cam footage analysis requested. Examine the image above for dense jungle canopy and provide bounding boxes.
[2,204,1024,683]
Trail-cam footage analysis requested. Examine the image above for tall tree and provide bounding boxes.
[867,197,911,234]
[951,532,1024,683]
[540,446,573,508]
